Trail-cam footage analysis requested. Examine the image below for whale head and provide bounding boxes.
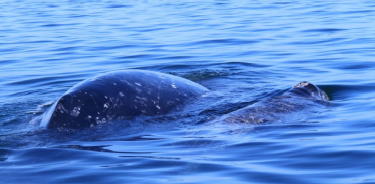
[288,81,329,101]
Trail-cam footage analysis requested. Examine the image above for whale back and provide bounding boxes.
[40,70,208,129]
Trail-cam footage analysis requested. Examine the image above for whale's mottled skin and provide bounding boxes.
[40,70,208,129]
[221,81,329,124]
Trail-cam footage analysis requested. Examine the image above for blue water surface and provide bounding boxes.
[1,0,375,183]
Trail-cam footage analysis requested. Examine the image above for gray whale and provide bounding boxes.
[40,70,208,129]
[40,69,328,129]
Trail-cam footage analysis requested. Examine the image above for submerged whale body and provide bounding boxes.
[221,81,329,124]
[40,70,208,129]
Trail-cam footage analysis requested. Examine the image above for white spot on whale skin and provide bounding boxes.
[70,107,81,117]
[171,84,177,89]
[57,103,67,113]
[95,117,106,124]
[156,105,161,109]
[104,103,109,109]
[135,82,142,86]
[104,96,108,99]
[136,96,148,102]
[119,91,124,97]
[113,83,117,85]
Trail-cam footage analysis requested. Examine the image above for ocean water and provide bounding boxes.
[1,0,375,183]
